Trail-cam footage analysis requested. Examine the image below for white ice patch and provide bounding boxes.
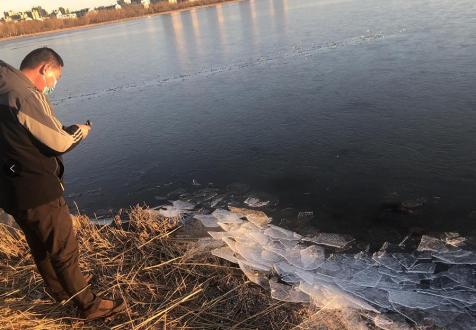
[195,206,476,329]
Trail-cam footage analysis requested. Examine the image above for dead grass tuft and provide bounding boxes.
[0,206,317,329]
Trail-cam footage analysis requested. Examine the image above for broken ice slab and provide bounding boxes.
[393,253,417,270]
[432,249,476,265]
[207,231,231,240]
[222,237,274,271]
[421,289,476,305]
[336,280,392,310]
[273,262,303,284]
[269,280,310,303]
[170,200,195,210]
[387,290,442,309]
[91,217,114,226]
[303,233,355,248]
[443,232,467,248]
[150,199,195,218]
[264,224,302,241]
[283,245,325,270]
[211,209,244,224]
[228,207,271,227]
[237,261,269,288]
[210,196,224,208]
[430,276,461,290]
[407,262,436,274]
[211,246,239,264]
[298,281,379,312]
[417,235,451,253]
[350,267,382,287]
[244,196,270,208]
[196,237,225,250]
[442,265,475,288]
[390,303,460,328]
[372,251,405,273]
[193,214,219,227]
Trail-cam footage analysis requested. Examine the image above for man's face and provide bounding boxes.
[41,64,62,94]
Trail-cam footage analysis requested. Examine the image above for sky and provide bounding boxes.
[1,0,117,13]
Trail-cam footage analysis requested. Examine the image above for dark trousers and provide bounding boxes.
[7,197,98,311]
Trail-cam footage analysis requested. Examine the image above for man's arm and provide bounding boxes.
[15,90,89,156]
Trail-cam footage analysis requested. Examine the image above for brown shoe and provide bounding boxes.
[82,298,126,321]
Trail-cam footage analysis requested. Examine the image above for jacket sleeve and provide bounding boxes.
[16,90,83,156]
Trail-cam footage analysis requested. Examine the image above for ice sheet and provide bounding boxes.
[193,214,219,227]
[212,209,244,224]
[264,225,302,240]
[244,197,270,208]
[200,203,476,329]
[229,207,271,227]
[211,246,239,264]
[269,280,310,303]
[306,233,355,248]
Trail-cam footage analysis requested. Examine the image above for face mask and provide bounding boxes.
[42,73,57,96]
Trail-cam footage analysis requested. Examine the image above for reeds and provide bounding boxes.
[0,206,313,329]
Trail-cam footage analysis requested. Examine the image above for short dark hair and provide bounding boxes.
[20,47,64,71]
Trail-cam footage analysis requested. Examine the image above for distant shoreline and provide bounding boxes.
[0,0,243,43]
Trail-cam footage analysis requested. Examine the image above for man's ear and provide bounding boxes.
[38,63,48,76]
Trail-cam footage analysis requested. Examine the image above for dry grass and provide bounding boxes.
[0,207,314,329]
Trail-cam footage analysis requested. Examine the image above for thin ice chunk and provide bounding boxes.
[430,276,461,290]
[432,249,476,265]
[244,230,270,246]
[407,262,436,274]
[269,280,310,303]
[421,289,476,305]
[337,280,392,309]
[283,245,325,270]
[207,231,230,240]
[217,222,242,232]
[237,260,271,282]
[210,196,224,208]
[229,207,271,227]
[350,267,382,287]
[417,235,450,253]
[393,253,417,270]
[244,197,269,208]
[171,200,195,210]
[149,207,181,218]
[264,225,302,240]
[388,290,441,309]
[443,232,466,247]
[197,237,224,250]
[444,265,475,288]
[373,251,404,272]
[212,209,244,224]
[211,247,238,264]
[193,214,219,227]
[91,217,114,226]
[304,233,355,248]
[273,262,302,284]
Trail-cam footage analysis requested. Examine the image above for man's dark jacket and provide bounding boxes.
[0,61,83,211]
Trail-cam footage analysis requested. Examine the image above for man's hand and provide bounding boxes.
[77,124,91,139]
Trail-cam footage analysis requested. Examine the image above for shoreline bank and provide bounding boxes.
[0,0,244,43]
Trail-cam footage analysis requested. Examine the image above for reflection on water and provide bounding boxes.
[0,0,475,237]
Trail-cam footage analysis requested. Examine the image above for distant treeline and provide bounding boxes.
[0,0,230,39]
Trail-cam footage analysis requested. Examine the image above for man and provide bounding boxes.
[0,48,125,320]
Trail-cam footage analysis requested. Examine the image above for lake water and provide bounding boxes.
[1,0,475,240]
